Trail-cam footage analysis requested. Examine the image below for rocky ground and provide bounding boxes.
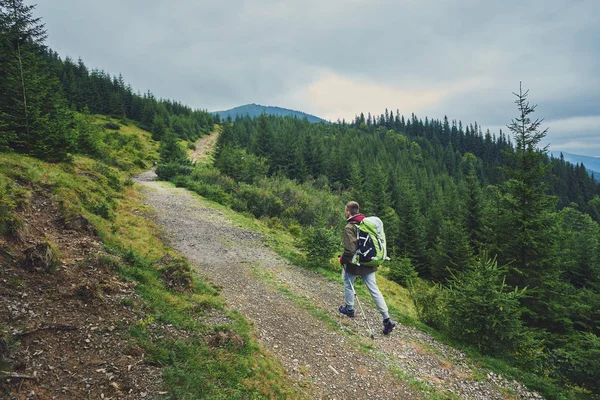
[0,191,164,400]
[135,170,545,400]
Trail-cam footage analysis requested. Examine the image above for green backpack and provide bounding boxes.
[351,216,388,266]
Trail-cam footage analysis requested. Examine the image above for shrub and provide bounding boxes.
[104,122,120,130]
[264,217,284,230]
[408,280,447,329]
[156,161,193,181]
[214,146,268,183]
[387,258,418,286]
[445,253,527,355]
[93,162,123,191]
[158,256,194,292]
[298,225,339,268]
[75,114,104,157]
[237,185,284,219]
[90,200,114,220]
[553,332,600,394]
[287,224,301,237]
[0,180,25,237]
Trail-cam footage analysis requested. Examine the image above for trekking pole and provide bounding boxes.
[345,270,375,339]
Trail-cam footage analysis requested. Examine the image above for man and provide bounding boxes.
[339,201,396,335]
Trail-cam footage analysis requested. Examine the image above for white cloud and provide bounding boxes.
[300,72,491,122]
[546,116,600,134]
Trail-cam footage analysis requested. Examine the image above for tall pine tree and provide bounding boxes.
[498,84,557,328]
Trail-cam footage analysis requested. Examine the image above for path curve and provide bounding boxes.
[134,172,544,400]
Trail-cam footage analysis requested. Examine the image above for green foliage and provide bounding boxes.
[159,131,189,164]
[104,122,120,130]
[408,280,447,330]
[214,145,268,184]
[174,173,233,206]
[156,161,193,181]
[430,218,474,282]
[174,164,342,229]
[445,254,527,356]
[553,332,600,395]
[298,225,339,268]
[90,199,114,220]
[554,207,600,289]
[499,84,556,291]
[0,0,76,162]
[74,111,104,156]
[396,181,428,274]
[588,196,600,225]
[155,131,192,181]
[386,257,418,287]
[0,177,26,236]
[93,161,123,191]
[234,184,285,219]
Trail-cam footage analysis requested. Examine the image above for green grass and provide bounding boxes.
[390,366,463,400]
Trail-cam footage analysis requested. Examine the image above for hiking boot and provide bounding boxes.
[338,305,355,318]
[383,319,396,335]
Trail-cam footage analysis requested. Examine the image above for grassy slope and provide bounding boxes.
[0,117,303,399]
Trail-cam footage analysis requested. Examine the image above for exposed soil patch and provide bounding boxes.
[0,192,163,399]
[135,173,545,400]
[189,127,220,163]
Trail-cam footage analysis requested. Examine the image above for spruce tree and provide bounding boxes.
[498,84,558,329]
[500,84,555,283]
[464,161,484,251]
[253,113,273,159]
[396,181,428,276]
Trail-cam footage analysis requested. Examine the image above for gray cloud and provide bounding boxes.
[35,0,600,156]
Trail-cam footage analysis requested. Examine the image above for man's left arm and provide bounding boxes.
[341,224,357,264]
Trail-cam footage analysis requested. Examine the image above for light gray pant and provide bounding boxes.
[343,270,389,320]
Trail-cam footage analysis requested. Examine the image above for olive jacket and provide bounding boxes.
[341,213,378,276]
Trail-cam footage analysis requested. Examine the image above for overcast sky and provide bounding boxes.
[36,0,599,156]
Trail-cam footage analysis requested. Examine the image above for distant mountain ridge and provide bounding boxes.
[551,151,600,181]
[212,103,328,123]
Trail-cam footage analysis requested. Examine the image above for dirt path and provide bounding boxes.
[134,173,544,400]
[189,126,220,163]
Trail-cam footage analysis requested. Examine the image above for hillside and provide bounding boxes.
[0,118,299,399]
[212,103,328,123]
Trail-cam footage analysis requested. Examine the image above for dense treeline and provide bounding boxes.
[0,0,213,163]
[196,103,600,396]
[44,51,215,142]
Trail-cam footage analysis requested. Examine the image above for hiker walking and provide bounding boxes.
[338,201,396,335]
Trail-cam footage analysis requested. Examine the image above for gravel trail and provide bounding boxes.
[135,172,544,400]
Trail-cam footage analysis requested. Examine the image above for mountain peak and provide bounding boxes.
[212,104,328,124]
